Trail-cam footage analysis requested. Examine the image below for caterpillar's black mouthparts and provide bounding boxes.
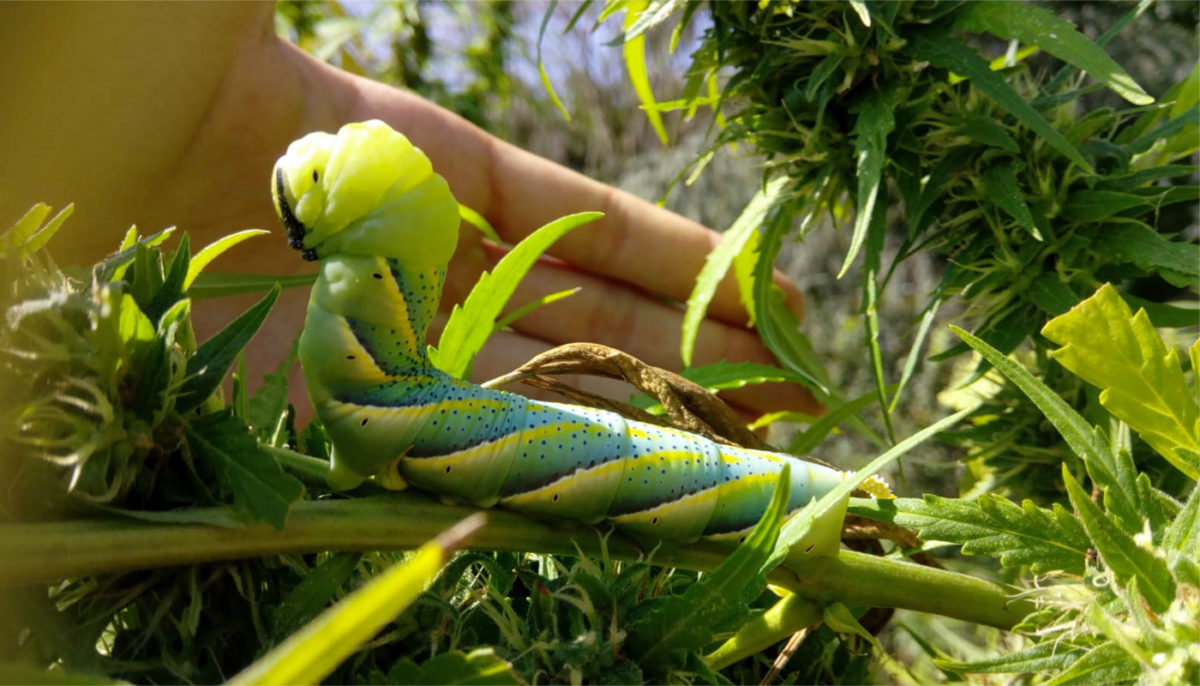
[275,166,309,251]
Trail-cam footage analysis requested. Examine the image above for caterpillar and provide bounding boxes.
[273,120,878,542]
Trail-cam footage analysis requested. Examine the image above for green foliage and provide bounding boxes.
[6,1,1198,684]
[230,516,483,686]
[427,211,601,378]
[595,1,1197,681]
[1042,284,1200,479]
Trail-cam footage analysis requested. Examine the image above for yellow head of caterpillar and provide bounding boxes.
[272,120,459,266]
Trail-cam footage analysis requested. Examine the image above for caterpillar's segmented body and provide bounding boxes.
[274,120,859,541]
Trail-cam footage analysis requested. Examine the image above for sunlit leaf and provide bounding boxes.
[185,230,269,289]
[956,2,1153,105]
[1063,467,1175,614]
[429,212,602,378]
[1042,284,1200,479]
[682,176,787,366]
[910,29,1093,173]
[229,516,483,685]
[623,1,669,145]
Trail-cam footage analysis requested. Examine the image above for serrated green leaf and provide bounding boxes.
[682,176,787,366]
[806,51,846,103]
[1085,594,1152,665]
[626,467,789,675]
[1093,223,1200,289]
[910,29,1093,173]
[1,203,74,255]
[247,336,299,446]
[983,162,1040,239]
[187,272,315,300]
[1063,467,1175,613]
[1061,190,1153,223]
[1163,482,1199,557]
[848,494,1090,574]
[1043,284,1200,479]
[2,203,51,248]
[1045,640,1142,686]
[230,517,481,685]
[184,229,268,289]
[184,411,304,531]
[752,211,830,394]
[960,117,1020,153]
[624,0,668,145]
[956,2,1153,105]
[269,553,361,641]
[178,285,280,413]
[388,649,520,686]
[429,212,601,378]
[952,325,1146,520]
[732,224,759,327]
[936,641,1084,674]
[840,86,898,278]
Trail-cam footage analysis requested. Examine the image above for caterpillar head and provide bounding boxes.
[272,119,459,265]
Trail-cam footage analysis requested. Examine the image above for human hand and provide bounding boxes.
[0,2,819,421]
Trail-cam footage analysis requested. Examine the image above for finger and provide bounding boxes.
[344,88,805,325]
[481,144,806,326]
[475,250,820,417]
[466,324,818,424]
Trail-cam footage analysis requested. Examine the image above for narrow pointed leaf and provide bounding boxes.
[624,0,669,144]
[179,285,280,413]
[429,212,601,378]
[910,30,1093,173]
[682,176,787,365]
[1063,467,1175,613]
[185,229,269,289]
[839,87,898,278]
[956,2,1153,105]
[229,516,482,685]
[951,326,1143,516]
[184,412,304,531]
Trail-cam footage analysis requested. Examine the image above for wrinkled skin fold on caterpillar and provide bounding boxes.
[274,120,861,542]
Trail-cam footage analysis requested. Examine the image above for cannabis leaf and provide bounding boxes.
[849,495,1089,575]
[1042,284,1200,480]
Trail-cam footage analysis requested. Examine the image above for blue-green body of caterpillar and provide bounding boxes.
[273,120,852,541]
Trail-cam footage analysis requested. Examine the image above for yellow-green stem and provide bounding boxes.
[0,495,1033,629]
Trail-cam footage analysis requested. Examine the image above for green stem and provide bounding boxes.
[705,592,822,670]
[0,495,1032,629]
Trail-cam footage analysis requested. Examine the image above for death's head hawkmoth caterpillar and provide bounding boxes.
[273,120,887,541]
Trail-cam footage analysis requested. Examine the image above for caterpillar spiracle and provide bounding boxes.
[273,120,885,542]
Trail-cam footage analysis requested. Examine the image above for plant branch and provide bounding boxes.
[0,495,1032,629]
